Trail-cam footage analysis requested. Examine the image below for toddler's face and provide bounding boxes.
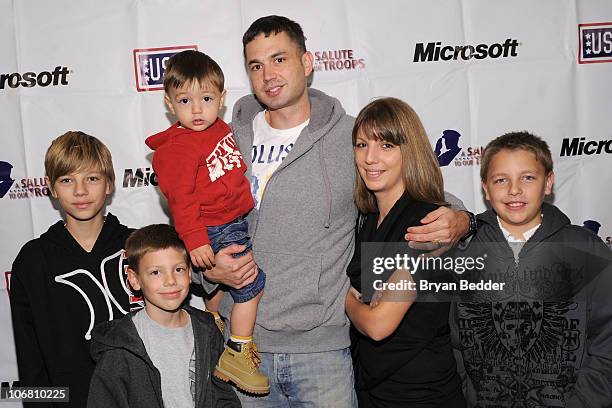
[164,81,225,132]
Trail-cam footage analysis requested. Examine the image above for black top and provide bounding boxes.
[347,193,465,407]
[9,214,139,408]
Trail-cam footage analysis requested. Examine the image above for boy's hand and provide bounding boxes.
[190,244,215,269]
[405,207,469,248]
[202,244,258,289]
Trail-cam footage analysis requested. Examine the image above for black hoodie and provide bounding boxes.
[451,203,612,407]
[87,305,240,408]
[9,214,141,408]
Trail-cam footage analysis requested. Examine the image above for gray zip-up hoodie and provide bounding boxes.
[87,306,240,407]
[201,88,467,353]
[221,88,356,353]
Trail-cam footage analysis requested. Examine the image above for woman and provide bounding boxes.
[345,98,465,407]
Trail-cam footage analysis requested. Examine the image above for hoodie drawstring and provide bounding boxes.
[319,141,332,228]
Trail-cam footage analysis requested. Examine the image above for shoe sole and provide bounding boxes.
[213,367,270,395]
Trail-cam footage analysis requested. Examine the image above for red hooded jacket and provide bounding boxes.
[145,119,253,251]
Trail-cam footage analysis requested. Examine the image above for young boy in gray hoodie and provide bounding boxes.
[87,224,240,408]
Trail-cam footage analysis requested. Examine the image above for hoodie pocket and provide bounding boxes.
[254,249,324,331]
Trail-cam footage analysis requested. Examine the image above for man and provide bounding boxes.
[202,15,471,406]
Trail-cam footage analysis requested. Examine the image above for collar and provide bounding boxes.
[497,215,542,242]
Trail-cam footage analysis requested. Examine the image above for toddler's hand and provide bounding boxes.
[190,244,215,269]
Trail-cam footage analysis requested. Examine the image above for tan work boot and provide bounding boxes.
[207,311,225,334]
[214,339,270,394]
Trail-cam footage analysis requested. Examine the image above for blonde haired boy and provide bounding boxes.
[10,131,140,408]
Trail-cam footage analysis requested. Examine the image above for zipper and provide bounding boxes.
[251,174,274,242]
[251,143,317,242]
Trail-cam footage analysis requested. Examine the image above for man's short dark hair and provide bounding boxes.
[480,131,553,181]
[126,224,189,273]
[242,15,307,55]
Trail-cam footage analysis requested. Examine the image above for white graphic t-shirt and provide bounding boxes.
[251,111,309,208]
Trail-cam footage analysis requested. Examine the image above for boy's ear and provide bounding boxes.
[46,176,57,198]
[544,171,555,195]
[481,180,491,201]
[105,178,113,195]
[164,94,175,115]
[127,267,141,291]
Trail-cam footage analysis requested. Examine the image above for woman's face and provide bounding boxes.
[354,130,404,199]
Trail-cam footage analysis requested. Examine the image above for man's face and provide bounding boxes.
[245,31,313,113]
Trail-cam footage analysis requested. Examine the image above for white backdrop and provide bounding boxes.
[1,0,611,402]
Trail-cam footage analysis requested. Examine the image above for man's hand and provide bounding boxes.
[190,244,215,269]
[202,244,257,289]
[405,207,470,251]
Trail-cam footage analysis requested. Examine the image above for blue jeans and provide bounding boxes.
[237,348,357,408]
[207,216,265,303]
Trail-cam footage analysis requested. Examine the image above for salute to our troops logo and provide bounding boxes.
[0,160,51,200]
[313,49,366,72]
[0,161,14,198]
[583,219,612,249]
[434,130,484,168]
[578,22,612,64]
[133,45,198,91]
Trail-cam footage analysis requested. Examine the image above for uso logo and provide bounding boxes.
[578,22,612,64]
[133,45,198,92]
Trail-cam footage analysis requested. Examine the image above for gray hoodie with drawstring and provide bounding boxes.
[199,88,466,353]
[221,88,356,353]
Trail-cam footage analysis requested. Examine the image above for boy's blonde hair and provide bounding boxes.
[163,50,224,94]
[45,131,115,189]
[125,224,189,273]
